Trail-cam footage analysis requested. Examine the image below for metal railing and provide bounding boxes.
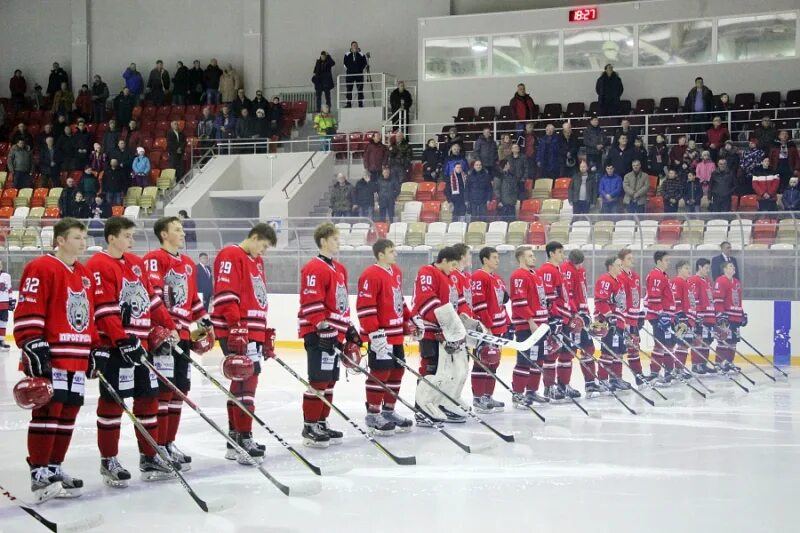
[282,151,318,198]
[336,72,395,110]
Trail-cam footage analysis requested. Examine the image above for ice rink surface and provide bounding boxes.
[0,346,798,533]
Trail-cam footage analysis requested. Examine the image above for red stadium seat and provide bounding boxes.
[738,194,758,212]
[551,178,571,200]
[646,196,664,213]
[416,182,436,201]
[526,221,546,245]
[657,219,682,245]
[519,199,541,222]
[752,219,778,245]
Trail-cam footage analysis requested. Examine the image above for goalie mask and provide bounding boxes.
[588,320,609,339]
[14,377,54,410]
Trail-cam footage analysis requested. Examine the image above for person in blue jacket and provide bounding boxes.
[598,161,623,214]
[465,160,493,222]
[122,63,144,101]
[536,123,561,179]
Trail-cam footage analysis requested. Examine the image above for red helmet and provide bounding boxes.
[149,326,174,356]
[545,334,560,355]
[14,377,54,410]
[478,344,501,365]
[221,355,254,381]
[192,328,215,354]
[568,315,584,334]
[714,324,730,342]
[589,321,609,338]
[340,341,363,369]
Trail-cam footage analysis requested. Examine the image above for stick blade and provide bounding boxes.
[205,496,237,512]
[59,513,105,533]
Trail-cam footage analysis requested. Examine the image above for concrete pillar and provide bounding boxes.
[71,0,90,88]
[242,0,264,91]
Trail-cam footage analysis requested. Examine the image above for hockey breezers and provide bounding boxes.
[0,480,103,532]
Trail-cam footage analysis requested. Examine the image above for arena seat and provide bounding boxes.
[14,188,33,208]
[1,188,18,208]
[415,181,435,201]
[531,179,553,200]
[657,219,682,245]
[388,222,408,244]
[403,222,425,246]
[752,219,778,245]
[737,194,759,212]
[465,221,487,246]
[565,102,585,118]
[485,221,508,246]
[539,199,561,223]
[635,99,655,114]
[568,220,591,246]
[424,222,447,248]
[526,221,546,246]
[438,201,453,223]
[506,221,528,246]
[419,201,441,223]
[445,221,467,245]
[776,219,799,244]
[124,187,143,207]
[45,188,62,208]
[518,199,541,222]
[26,207,45,227]
[551,178,571,200]
[401,201,422,223]
[547,220,570,243]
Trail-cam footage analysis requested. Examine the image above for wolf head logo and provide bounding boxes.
[335,283,348,313]
[66,288,90,333]
[392,287,403,317]
[251,275,268,309]
[120,279,149,318]
[164,269,188,308]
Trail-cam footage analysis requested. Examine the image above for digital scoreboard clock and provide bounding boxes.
[568,7,598,22]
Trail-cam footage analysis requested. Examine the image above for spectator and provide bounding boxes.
[682,139,700,171]
[102,119,121,155]
[47,62,69,98]
[522,122,537,179]
[178,210,196,248]
[648,134,669,178]
[714,92,732,113]
[739,138,764,195]
[782,177,800,211]
[632,138,649,174]
[103,159,128,206]
[353,171,377,218]
[507,144,529,198]
[389,131,412,182]
[440,126,463,158]
[583,115,604,171]
[473,127,498,175]
[188,60,205,105]
[753,115,777,152]
[109,139,132,171]
[73,119,92,169]
[235,108,257,141]
[122,120,143,149]
[422,138,441,182]
[267,96,283,137]
[9,69,27,111]
[167,120,187,175]
[607,133,635,176]
[595,64,624,116]
[90,75,109,123]
[669,135,688,171]
[69,192,91,218]
[719,140,740,181]
[52,81,75,119]
[147,60,170,106]
[113,87,137,126]
[195,253,214,310]
[623,159,648,213]
[769,130,800,191]
[509,83,536,138]
[558,122,579,177]
[389,81,413,133]
[613,118,640,145]
[443,143,468,178]
[214,106,237,140]
[705,116,729,161]
[35,124,54,152]
[312,104,337,151]
[568,160,598,215]
[52,114,69,141]
[709,159,735,212]
[343,41,368,108]
[132,147,151,187]
[122,63,144,101]
[197,106,216,140]
[465,160,492,221]
[695,150,716,197]
[752,156,780,211]
[683,76,713,135]
[363,132,389,179]
[711,242,739,280]
[78,166,100,199]
[8,139,33,188]
[59,177,78,215]
[683,170,703,213]
[495,159,519,221]
[203,59,223,104]
[253,108,272,140]
[661,169,683,213]
[536,124,560,179]
[219,65,241,104]
[330,173,354,218]
[56,125,77,171]
[445,162,468,221]
[251,90,269,116]
[89,142,106,173]
[10,123,33,147]
[497,133,514,163]
[75,84,92,120]
[230,88,252,118]
[40,136,60,188]
[31,84,45,111]
[172,61,190,105]
[377,167,400,222]
[90,194,112,219]
[312,51,336,111]
[598,162,623,214]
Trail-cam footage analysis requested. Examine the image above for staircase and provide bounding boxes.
[309,191,331,217]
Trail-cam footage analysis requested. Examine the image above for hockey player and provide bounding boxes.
[643,251,677,384]
[593,256,628,391]
[14,218,101,502]
[537,241,580,401]
[509,245,550,406]
[411,246,463,425]
[211,223,277,461]
[687,258,717,375]
[449,243,473,317]
[356,239,419,435]
[298,222,360,447]
[714,261,746,373]
[470,246,510,413]
[560,250,602,392]
[617,248,646,384]
[143,216,212,470]
[86,216,179,486]
[670,260,693,380]
[0,260,12,350]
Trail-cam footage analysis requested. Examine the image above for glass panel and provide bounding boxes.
[492,32,559,75]
[563,25,634,72]
[424,36,489,79]
[718,13,797,62]
[638,20,713,66]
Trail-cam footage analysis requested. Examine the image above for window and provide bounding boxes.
[563,25,634,72]
[492,32,559,75]
[638,20,713,67]
[424,36,490,79]
[717,13,797,62]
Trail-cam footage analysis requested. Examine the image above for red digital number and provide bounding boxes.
[569,7,598,23]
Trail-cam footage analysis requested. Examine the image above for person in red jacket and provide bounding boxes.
[593,256,628,392]
[617,248,646,384]
[509,245,550,406]
[687,258,717,375]
[510,83,536,139]
[669,260,693,380]
[356,239,418,435]
[643,251,677,384]
[560,250,599,392]
[470,246,510,413]
[449,243,473,317]
[705,116,729,161]
[14,218,101,502]
[752,155,781,211]
[87,216,179,486]
[714,261,746,373]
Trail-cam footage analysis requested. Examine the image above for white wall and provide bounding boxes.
[452,0,632,16]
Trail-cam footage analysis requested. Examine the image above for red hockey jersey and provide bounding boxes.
[714,275,744,324]
[356,264,411,345]
[537,262,573,324]
[449,268,473,317]
[87,251,174,349]
[509,267,548,331]
[644,267,676,320]
[297,256,350,342]
[594,272,626,329]
[618,269,643,326]
[560,260,589,313]
[210,245,269,342]
[412,264,457,341]
[670,276,690,324]
[687,274,716,326]
[143,248,207,341]
[471,269,510,334]
[14,255,100,372]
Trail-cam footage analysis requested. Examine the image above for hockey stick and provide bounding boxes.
[673,334,751,392]
[514,347,593,417]
[0,481,103,532]
[588,330,664,402]
[338,351,487,454]
[179,351,333,477]
[96,371,230,513]
[390,350,516,442]
[737,336,785,380]
[141,355,320,497]
[640,328,709,398]
[466,324,548,352]
[271,356,417,466]
[688,331,756,385]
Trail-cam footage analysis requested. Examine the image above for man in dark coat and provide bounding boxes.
[47,62,69,98]
[536,124,561,179]
[188,60,205,105]
[195,253,214,310]
[607,134,636,177]
[684,77,714,137]
[313,51,336,111]
[711,242,739,280]
[343,41,368,108]
[376,167,400,223]
[147,60,170,106]
[465,160,493,221]
[595,64,624,116]
[91,75,109,123]
[389,81,413,132]
[353,172,378,218]
[172,61,190,105]
[113,88,137,126]
[203,59,223,104]
[568,161,598,215]
[166,121,187,175]
[230,88,252,118]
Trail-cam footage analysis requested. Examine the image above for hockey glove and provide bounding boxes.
[263,328,276,359]
[740,313,748,327]
[579,312,591,328]
[345,324,362,346]
[547,316,563,336]
[675,311,688,325]
[317,326,337,355]
[404,315,425,340]
[198,316,213,330]
[227,323,249,357]
[716,313,729,327]
[21,338,52,378]
[87,348,110,379]
[116,335,146,366]
[657,313,673,331]
[368,330,392,360]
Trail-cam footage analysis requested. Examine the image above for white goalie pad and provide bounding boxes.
[434,303,467,342]
[414,339,470,419]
